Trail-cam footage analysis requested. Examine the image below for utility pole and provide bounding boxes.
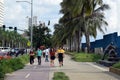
[16,0,33,49]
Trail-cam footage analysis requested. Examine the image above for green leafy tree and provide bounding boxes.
[31,25,52,49]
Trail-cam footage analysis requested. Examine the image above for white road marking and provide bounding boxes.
[25,73,30,78]
[86,62,108,71]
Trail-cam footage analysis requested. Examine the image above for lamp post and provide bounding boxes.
[16,0,33,49]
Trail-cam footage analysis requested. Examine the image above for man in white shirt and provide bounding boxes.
[45,48,49,62]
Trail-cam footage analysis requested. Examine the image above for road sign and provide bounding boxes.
[27,41,31,47]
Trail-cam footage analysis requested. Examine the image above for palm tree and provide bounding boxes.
[53,0,109,53]
[58,0,84,52]
[83,1,110,53]
[53,24,65,46]
[67,0,109,53]
[0,29,28,48]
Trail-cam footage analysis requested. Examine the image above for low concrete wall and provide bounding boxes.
[95,47,103,55]
[109,67,120,75]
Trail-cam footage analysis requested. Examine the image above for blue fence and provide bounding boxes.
[82,32,120,57]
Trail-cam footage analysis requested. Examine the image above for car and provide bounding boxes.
[0,51,11,60]
[0,47,11,55]
[15,48,26,57]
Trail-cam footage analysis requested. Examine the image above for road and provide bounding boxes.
[5,55,120,80]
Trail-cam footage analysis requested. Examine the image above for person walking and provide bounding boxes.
[29,50,35,64]
[45,48,49,62]
[56,46,65,67]
[49,48,56,66]
[42,49,45,58]
[37,48,42,65]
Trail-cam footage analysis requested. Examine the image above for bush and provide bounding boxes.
[53,72,69,80]
[0,54,29,79]
[0,66,5,79]
[9,58,24,71]
[113,62,120,69]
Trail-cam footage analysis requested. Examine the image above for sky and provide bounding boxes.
[4,0,62,33]
[4,0,120,42]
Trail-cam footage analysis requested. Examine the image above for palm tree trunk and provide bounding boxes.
[73,35,77,51]
[12,40,13,48]
[75,31,81,53]
[85,32,90,53]
[79,31,82,52]
[2,40,4,47]
[69,37,72,51]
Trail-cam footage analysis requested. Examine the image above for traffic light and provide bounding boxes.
[14,27,17,32]
[2,25,6,31]
[48,20,50,25]
[9,26,13,29]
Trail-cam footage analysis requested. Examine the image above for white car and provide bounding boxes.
[0,47,11,55]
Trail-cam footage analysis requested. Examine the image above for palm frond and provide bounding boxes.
[95,4,110,12]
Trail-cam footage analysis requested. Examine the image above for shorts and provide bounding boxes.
[58,53,63,62]
[50,56,55,60]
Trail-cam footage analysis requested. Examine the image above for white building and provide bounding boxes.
[33,16,37,26]
[0,0,4,27]
[28,16,38,28]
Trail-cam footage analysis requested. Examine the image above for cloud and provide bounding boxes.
[5,0,120,38]
[104,0,118,34]
[4,0,62,33]
[4,0,29,29]
[34,0,62,6]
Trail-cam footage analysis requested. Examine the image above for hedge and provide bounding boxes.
[0,54,29,79]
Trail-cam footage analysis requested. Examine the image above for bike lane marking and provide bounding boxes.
[25,73,30,78]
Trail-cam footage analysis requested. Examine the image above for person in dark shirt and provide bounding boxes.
[29,50,35,64]
[49,48,56,66]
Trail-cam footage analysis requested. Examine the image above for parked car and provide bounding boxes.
[0,47,11,55]
[0,51,11,60]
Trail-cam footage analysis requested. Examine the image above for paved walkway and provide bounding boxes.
[5,55,120,80]
[5,58,50,80]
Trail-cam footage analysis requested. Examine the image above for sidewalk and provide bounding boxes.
[5,55,120,80]
[49,55,120,80]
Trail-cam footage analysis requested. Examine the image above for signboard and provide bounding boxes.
[27,41,31,47]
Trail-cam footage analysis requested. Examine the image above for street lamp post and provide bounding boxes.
[16,0,33,49]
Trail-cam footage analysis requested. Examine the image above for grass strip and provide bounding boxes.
[53,72,69,80]
[112,62,120,69]
[66,52,102,62]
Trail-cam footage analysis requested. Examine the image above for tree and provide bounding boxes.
[32,25,52,49]
[0,28,28,48]
[83,1,110,53]
[55,0,110,53]
[58,0,84,52]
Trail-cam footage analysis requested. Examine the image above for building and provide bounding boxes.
[33,16,37,26]
[28,16,38,28]
[0,0,4,27]
[82,32,120,57]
